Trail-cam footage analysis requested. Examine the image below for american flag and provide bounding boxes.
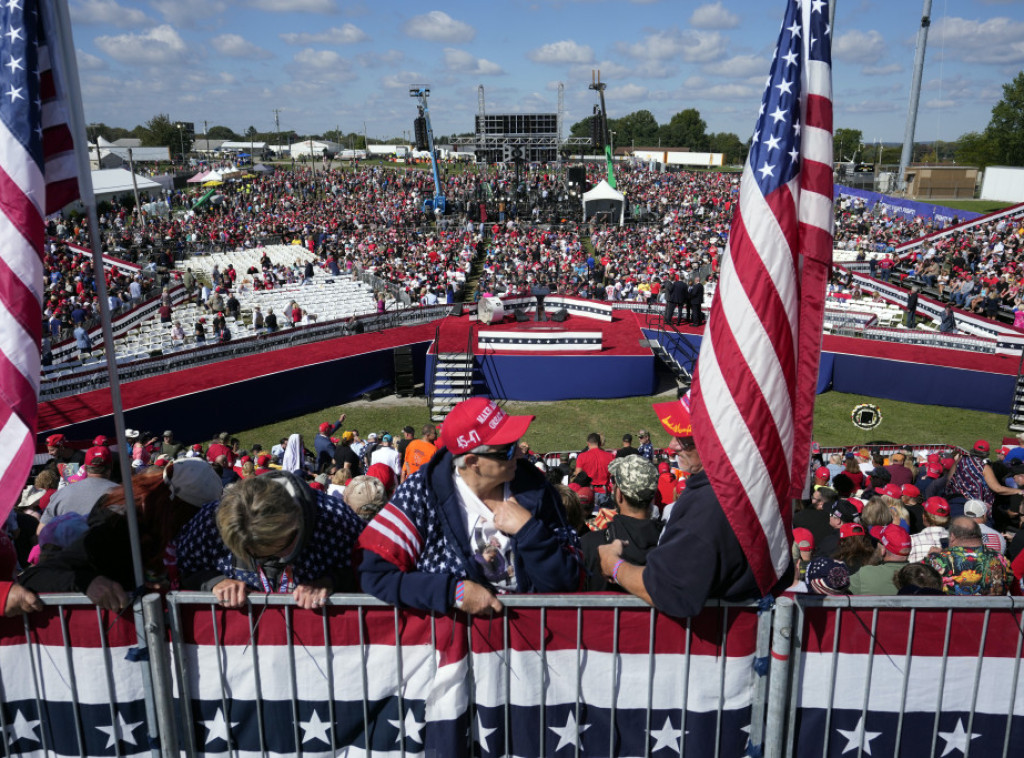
[0,0,79,521]
[690,0,834,595]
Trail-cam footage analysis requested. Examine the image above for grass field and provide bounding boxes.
[230,389,1012,458]
[931,199,1014,214]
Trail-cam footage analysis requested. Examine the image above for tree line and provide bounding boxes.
[568,108,747,164]
[84,69,1022,168]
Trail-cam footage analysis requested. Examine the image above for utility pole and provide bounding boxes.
[899,0,932,192]
[273,108,282,159]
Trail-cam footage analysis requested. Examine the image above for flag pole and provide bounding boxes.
[44,1,164,754]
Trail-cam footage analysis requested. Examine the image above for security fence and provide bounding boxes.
[1,593,1022,757]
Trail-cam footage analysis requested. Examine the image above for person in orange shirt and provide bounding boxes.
[401,424,438,482]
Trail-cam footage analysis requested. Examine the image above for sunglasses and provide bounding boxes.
[474,442,518,461]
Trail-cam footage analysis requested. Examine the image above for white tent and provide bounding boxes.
[582,180,626,226]
[88,168,162,203]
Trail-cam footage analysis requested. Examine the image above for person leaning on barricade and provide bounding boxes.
[20,459,224,612]
[597,392,793,618]
[358,397,583,616]
[176,472,365,610]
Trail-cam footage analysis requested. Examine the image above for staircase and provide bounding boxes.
[644,307,700,390]
[430,352,475,422]
[1009,352,1024,433]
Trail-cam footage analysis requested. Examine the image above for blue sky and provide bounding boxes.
[70,0,1024,147]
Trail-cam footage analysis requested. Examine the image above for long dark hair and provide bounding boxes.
[95,472,201,574]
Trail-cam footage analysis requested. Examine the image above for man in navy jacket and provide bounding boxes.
[599,393,792,617]
[359,398,582,615]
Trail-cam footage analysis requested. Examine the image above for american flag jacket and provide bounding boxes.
[358,448,583,613]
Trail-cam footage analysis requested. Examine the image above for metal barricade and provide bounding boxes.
[165,593,772,758]
[0,593,171,758]
[769,595,1024,758]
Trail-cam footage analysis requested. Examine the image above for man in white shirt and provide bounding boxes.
[370,434,402,477]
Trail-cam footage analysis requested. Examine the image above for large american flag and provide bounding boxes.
[690,0,834,595]
[0,0,79,520]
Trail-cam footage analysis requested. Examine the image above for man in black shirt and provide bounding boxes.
[615,433,639,459]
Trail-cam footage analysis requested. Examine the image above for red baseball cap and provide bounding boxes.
[839,523,867,539]
[901,484,920,499]
[792,527,814,551]
[880,484,902,498]
[815,466,830,480]
[941,457,955,470]
[442,397,534,455]
[256,454,271,467]
[652,391,693,439]
[847,497,865,513]
[92,435,110,446]
[46,434,66,447]
[192,444,203,451]
[870,525,911,557]
[319,422,332,434]
[926,462,943,477]
[924,496,950,517]
[973,439,989,454]
[84,446,111,466]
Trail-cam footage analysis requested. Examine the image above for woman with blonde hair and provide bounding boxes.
[177,472,365,609]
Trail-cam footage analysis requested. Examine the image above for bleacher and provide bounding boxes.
[40,246,378,389]
[175,243,319,281]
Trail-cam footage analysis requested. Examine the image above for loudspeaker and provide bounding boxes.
[450,303,463,317]
[568,166,586,186]
[551,308,568,323]
[515,308,530,322]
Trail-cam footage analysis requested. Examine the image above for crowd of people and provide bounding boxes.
[5,393,1023,619]
[41,159,1024,371]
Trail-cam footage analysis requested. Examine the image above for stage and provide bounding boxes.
[37,304,1019,443]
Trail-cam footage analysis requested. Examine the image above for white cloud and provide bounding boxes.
[71,0,152,27]
[443,49,503,75]
[279,24,369,46]
[569,59,632,81]
[607,83,649,101]
[832,29,887,64]
[76,49,107,70]
[704,54,767,78]
[689,2,740,30]
[528,40,594,65]
[150,0,227,27]
[247,0,339,12]
[357,50,404,67]
[621,29,727,63]
[929,16,1024,64]
[288,49,355,83]
[382,71,423,89]
[402,11,475,43]
[94,25,189,64]
[863,63,903,76]
[293,48,344,69]
[925,99,958,110]
[211,34,273,60]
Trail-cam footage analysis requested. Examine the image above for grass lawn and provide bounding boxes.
[230,390,1011,458]
[936,199,1014,214]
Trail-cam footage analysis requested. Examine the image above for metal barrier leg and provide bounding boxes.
[142,595,179,758]
[765,597,794,758]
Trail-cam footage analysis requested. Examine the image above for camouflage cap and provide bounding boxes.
[608,455,659,503]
